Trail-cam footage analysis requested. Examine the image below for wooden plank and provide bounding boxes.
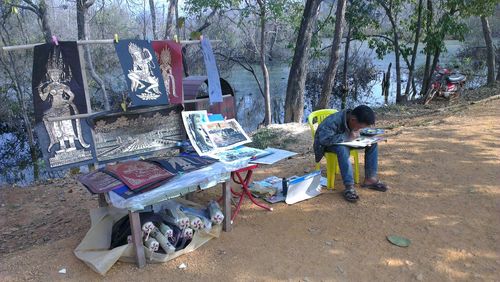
[222,181,232,232]
[77,44,100,169]
[45,112,94,122]
[77,45,92,114]
[129,211,146,268]
[2,39,222,52]
[183,94,233,104]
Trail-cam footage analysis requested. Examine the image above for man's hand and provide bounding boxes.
[347,130,360,141]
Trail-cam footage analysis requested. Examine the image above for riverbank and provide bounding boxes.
[1,85,499,281]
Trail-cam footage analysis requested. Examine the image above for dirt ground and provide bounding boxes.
[1,93,499,281]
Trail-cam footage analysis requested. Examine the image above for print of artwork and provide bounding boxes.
[114,40,168,106]
[77,170,125,194]
[88,104,185,162]
[208,146,268,163]
[147,155,216,174]
[202,119,251,151]
[152,40,184,104]
[32,42,96,170]
[181,110,216,156]
[103,160,173,190]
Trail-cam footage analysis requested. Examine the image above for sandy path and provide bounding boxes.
[1,99,499,281]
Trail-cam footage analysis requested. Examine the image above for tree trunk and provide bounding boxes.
[149,0,157,40]
[317,0,347,110]
[406,0,423,99]
[497,60,500,81]
[284,0,322,122]
[268,23,278,60]
[481,16,495,86]
[257,0,271,125]
[341,25,352,109]
[393,26,403,103]
[378,0,404,103]
[39,0,52,43]
[76,0,109,110]
[77,1,85,40]
[165,0,177,39]
[382,63,392,104]
[142,0,147,39]
[175,0,180,39]
[429,47,441,84]
[420,0,433,97]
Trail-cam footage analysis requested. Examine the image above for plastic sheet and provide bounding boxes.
[144,237,159,252]
[187,214,203,230]
[180,205,213,232]
[159,201,190,229]
[107,160,249,210]
[151,229,175,254]
[207,200,224,225]
[159,223,173,238]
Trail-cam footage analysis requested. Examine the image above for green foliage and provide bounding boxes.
[184,0,238,14]
[368,37,393,60]
[249,127,296,149]
[419,0,497,55]
[177,17,186,29]
[190,31,202,40]
[249,128,280,149]
[346,0,379,41]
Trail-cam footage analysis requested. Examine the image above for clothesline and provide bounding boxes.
[1,39,221,52]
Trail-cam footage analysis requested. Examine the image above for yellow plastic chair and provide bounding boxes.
[308,109,360,190]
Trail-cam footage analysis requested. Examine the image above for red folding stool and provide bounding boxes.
[229,164,273,222]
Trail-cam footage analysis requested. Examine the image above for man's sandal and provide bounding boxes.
[361,181,388,192]
[343,187,359,203]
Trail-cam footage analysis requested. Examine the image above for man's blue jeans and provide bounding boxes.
[326,143,378,187]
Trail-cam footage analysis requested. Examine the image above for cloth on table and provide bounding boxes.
[107,160,249,210]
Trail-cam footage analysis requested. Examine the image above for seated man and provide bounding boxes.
[313,105,388,202]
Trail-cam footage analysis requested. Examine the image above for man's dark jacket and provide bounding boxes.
[313,110,351,163]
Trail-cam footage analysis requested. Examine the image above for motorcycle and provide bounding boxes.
[423,66,466,105]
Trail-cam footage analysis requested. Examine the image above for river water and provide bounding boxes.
[225,40,465,132]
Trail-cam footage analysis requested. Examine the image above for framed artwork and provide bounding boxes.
[114,40,169,106]
[181,110,216,156]
[202,119,251,151]
[152,40,184,104]
[88,104,185,162]
[32,42,96,170]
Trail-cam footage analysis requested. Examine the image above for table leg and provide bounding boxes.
[98,194,108,207]
[185,192,195,201]
[222,181,232,232]
[129,211,146,268]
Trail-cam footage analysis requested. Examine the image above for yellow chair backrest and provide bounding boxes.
[307,109,338,140]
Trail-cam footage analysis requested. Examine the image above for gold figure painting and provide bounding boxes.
[32,42,95,170]
[115,40,168,106]
[152,40,184,104]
